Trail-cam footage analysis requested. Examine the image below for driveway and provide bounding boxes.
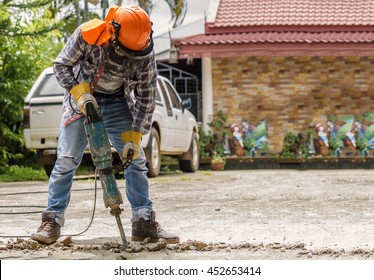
[1,169,374,260]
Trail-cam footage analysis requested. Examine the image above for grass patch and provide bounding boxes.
[180,176,192,181]
[0,165,48,182]
[197,170,213,176]
[0,161,96,183]
[76,163,95,176]
[152,177,172,183]
[159,165,183,176]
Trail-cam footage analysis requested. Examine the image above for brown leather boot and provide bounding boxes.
[131,211,180,244]
[31,211,61,244]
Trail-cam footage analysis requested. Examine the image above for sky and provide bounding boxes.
[149,0,211,36]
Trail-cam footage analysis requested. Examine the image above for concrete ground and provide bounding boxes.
[1,169,374,260]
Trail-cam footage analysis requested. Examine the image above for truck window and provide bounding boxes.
[158,79,173,116]
[164,80,181,110]
[35,74,65,97]
[155,88,162,102]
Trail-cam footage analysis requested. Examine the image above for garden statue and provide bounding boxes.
[355,113,374,156]
[230,123,244,156]
[316,123,329,147]
[224,133,231,156]
[314,123,329,156]
[307,130,316,156]
[231,124,244,147]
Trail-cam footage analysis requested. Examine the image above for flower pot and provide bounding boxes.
[234,146,244,156]
[211,162,225,171]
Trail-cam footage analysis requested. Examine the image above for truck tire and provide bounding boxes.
[146,127,161,178]
[179,132,199,173]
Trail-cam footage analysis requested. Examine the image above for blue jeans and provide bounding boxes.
[46,96,152,226]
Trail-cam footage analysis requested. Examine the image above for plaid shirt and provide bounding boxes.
[53,24,157,134]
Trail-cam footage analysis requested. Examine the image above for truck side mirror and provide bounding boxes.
[181,98,192,112]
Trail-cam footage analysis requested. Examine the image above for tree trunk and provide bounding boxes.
[84,0,88,22]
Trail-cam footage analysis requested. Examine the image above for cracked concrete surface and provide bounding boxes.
[1,169,374,260]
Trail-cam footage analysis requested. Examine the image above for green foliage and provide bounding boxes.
[207,110,228,157]
[208,109,227,132]
[243,120,268,151]
[328,136,343,151]
[198,127,215,159]
[211,153,225,164]
[361,125,374,142]
[280,131,311,158]
[0,165,48,182]
[198,110,229,159]
[0,1,63,169]
[260,141,269,154]
[356,138,368,152]
[363,112,374,122]
[208,110,228,155]
[280,132,299,158]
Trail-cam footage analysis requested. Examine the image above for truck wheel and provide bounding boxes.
[146,127,161,177]
[179,132,199,173]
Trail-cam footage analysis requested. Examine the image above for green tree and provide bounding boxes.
[0,0,63,170]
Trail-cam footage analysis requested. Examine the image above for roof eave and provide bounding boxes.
[176,42,374,58]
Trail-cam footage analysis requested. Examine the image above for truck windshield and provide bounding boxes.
[36,74,65,97]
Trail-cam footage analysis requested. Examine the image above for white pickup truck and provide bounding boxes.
[23,67,199,177]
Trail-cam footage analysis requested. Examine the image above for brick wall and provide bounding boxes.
[212,56,374,153]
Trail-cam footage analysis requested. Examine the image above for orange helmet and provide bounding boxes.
[105,5,153,58]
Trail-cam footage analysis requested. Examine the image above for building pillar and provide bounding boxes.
[202,57,213,132]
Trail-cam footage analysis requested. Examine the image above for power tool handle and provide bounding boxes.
[85,102,100,123]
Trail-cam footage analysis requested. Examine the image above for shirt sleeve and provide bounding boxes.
[53,25,86,91]
[132,53,157,134]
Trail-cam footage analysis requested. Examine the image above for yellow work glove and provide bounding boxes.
[120,130,142,161]
[70,82,98,115]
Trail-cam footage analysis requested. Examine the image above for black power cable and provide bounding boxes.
[0,172,99,238]
[0,205,45,215]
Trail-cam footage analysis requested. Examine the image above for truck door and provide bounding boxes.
[159,78,190,150]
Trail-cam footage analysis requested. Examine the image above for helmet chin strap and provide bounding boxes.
[110,19,154,59]
[111,19,121,43]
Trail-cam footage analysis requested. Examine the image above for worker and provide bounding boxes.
[31,5,179,245]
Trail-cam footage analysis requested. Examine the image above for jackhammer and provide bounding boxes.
[83,102,133,249]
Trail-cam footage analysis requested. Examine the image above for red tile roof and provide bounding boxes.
[210,0,374,28]
[175,31,374,45]
[173,0,374,57]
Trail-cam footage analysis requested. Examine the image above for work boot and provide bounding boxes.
[30,211,61,245]
[131,211,180,244]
